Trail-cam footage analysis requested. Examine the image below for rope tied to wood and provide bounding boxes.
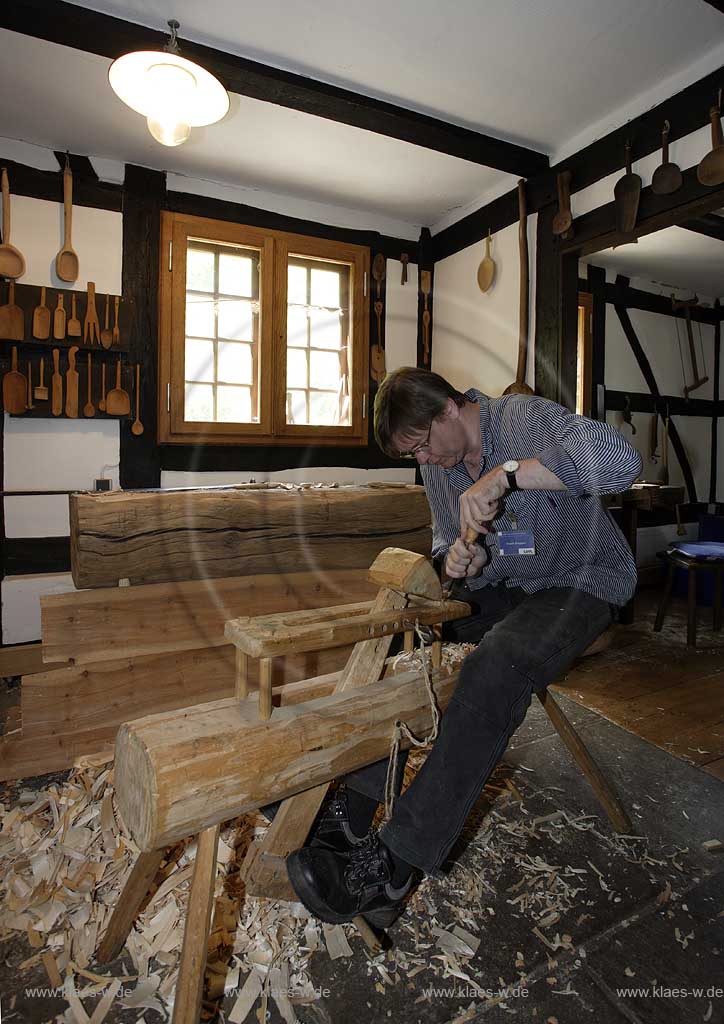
[383,620,441,820]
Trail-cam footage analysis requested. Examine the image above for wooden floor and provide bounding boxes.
[553,587,724,781]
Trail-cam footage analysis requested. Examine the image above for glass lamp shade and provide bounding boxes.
[108,49,229,142]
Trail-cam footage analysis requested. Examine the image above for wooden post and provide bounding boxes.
[96,848,165,962]
[259,657,273,719]
[171,825,220,1024]
[404,630,414,653]
[235,649,249,699]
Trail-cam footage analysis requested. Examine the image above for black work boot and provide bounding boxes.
[286,832,416,928]
[309,789,370,854]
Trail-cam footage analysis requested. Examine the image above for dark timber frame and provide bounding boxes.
[0,0,548,178]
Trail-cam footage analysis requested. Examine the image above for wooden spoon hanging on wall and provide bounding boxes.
[476,231,496,292]
[370,253,386,383]
[697,105,724,186]
[502,180,534,396]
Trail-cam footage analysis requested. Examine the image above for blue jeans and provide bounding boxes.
[342,583,613,875]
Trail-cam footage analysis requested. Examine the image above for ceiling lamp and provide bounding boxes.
[108,20,229,147]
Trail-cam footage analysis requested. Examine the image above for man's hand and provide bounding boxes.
[459,467,508,535]
[445,536,488,579]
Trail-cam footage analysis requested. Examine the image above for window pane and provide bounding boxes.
[288,265,307,305]
[310,349,341,390]
[287,389,307,425]
[217,385,251,423]
[218,341,252,384]
[186,296,215,338]
[287,307,308,348]
[287,348,308,389]
[185,382,214,421]
[218,299,253,341]
[309,391,339,425]
[311,268,340,308]
[187,248,215,292]
[310,309,341,350]
[219,253,252,296]
[185,338,215,383]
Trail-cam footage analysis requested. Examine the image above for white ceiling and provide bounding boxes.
[1,0,724,235]
[584,225,724,300]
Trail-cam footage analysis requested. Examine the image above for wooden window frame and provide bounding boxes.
[158,212,370,445]
[576,291,593,417]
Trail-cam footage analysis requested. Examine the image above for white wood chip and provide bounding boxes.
[228,969,263,1023]
[322,923,353,959]
[88,979,122,1024]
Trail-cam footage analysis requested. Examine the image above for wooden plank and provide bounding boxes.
[69,483,431,588]
[225,598,468,658]
[97,849,165,963]
[41,568,377,665]
[115,657,457,852]
[0,642,46,677]
[172,826,219,1024]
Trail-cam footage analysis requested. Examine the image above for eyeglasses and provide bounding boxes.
[397,419,433,459]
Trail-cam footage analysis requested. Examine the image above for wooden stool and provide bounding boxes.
[654,543,724,647]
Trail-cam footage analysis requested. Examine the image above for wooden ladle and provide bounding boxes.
[0,168,26,279]
[651,121,682,195]
[55,163,79,282]
[697,106,724,187]
[477,230,496,292]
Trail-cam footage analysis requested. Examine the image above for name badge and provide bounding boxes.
[498,530,536,556]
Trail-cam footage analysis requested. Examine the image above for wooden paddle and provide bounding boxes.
[3,347,27,414]
[476,231,496,292]
[651,121,682,195]
[55,163,79,282]
[614,142,641,237]
[503,180,534,396]
[0,168,26,280]
[51,348,62,416]
[697,106,724,187]
[65,345,79,418]
[106,357,130,416]
[53,294,66,340]
[0,281,24,341]
[32,287,51,340]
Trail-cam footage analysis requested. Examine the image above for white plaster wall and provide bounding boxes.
[1,573,76,646]
[384,258,419,374]
[431,216,537,396]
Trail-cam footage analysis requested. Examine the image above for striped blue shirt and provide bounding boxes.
[421,390,643,607]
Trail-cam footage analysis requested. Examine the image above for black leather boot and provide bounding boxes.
[286,833,416,928]
[260,787,370,855]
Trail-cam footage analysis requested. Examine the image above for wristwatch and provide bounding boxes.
[502,459,520,491]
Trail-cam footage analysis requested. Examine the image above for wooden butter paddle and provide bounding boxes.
[651,121,682,195]
[106,357,130,416]
[51,349,62,415]
[614,142,641,237]
[65,345,79,417]
[53,294,66,340]
[0,281,24,341]
[697,106,724,186]
[32,287,51,340]
[3,347,27,414]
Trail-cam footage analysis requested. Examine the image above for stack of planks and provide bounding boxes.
[1,483,431,782]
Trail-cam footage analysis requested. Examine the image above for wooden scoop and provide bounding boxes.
[51,348,62,415]
[55,163,79,282]
[0,168,26,280]
[53,294,66,339]
[83,351,95,417]
[132,363,144,435]
[0,281,24,341]
[106,357,130,416]
[552,170,573,235]
[476,231,496,292]
[614,142,641,236]
[651,122,682,195]
[34,356,49,401]
[697,106,724,187]
[32,286,51,340]
[65,345,79,418]
[3,347,27,414]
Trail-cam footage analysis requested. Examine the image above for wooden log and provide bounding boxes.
[115,663,459,852]
[41,569,377,666]
[69,484,431,589]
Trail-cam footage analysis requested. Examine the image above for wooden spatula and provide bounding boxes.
[51,349,62,416]
[0,168,26,280]
[65,345,79,417]
[100,294,113,349]
[68,293,81,337]
[34,356,49,401]
[106,357,130,416]
[614,142,641,237]
[651,121,682,195]
[55,163,79,283]
[3,347,27,414]
[33,287,51,340]
[697,106,724,186]
[84,351,95,417]
[0,281,24,341]
[53,294,66,340]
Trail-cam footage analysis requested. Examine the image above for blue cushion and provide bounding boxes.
[669,541,724,560]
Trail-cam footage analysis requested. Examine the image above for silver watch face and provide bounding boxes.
[503,460,519,473]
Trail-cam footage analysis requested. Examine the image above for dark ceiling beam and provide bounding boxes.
[0,0,549,179]
[680,213,724,242]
